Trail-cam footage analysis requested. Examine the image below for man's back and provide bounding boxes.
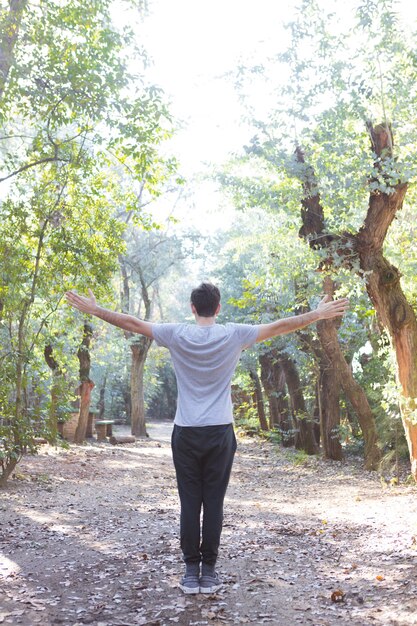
[152,322,258,426]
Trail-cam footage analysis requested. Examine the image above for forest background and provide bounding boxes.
[2,0,417,486]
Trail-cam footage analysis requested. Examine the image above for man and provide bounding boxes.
[65,283,348,594]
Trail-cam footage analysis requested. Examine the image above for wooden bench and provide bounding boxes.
[95,420,115,442]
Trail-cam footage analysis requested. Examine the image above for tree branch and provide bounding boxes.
[0,155,66,183]
[357,121,408,251]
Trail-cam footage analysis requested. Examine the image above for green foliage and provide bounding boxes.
[1,0,175,188]
[234,405,260,432]
[230,0,417,238]
[214,0,417,467]
[0,0,180,484]
[261,428,282,444]
[85,225,197,427]
[290,449,311,467]
[145,356,177,420]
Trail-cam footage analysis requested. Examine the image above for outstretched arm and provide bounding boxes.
[65,289,154,338]
[256,295,349,343]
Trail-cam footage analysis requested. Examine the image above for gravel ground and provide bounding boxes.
[1,420,417,626]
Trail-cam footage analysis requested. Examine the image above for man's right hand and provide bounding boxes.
[65,288,154,338]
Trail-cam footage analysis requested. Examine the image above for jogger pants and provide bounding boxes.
[171,423,237,566]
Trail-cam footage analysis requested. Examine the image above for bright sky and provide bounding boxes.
[125,0,417,232]
[140,0,292,169]
[132,0,295,231]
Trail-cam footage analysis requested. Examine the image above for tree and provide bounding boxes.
[43,344,64,441]
[119,227,195,436]
[146,357,177,421]
[0,0,178,484]
[0,0,176,188]
[74,322,94,444]
[259,350,292,440]
[223,0,417,477]
[0,0,27,100]
[211,215,320,452]
[0,160,127,483]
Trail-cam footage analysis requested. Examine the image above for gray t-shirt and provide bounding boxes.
[151,322,259,427]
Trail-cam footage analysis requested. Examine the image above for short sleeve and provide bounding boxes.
[228,323,259,349]
[151,323,179,348]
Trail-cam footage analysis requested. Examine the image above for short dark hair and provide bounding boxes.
[190,282,221,317]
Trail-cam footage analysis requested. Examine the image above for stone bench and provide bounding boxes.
[95,420,115,442]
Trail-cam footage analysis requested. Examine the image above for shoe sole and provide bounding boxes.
[200,584,222,594]
[179,583,200,594]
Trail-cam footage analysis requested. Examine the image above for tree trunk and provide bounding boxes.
[44,344,62,442]
[296,144,383,471]
[275,363,294,446]
[356,230,417,478]
[259,353,280,429]
[119,255,153,438]
[74,323,94,444]
[297,321,342,459]
[0,0,27,100]
[0,456,18,488]
[318,350,343,461]
[317,318,380,469]
[318,277,380,464]
[249,369,268,431]
[313,384,321,447]
[280,355,318,454]
[130,336,152,437]
[260,351,294,444]
[97,371,107,420]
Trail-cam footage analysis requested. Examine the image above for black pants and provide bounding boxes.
[171,423,237,566]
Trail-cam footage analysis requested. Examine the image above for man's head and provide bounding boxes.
[190,282,221,317]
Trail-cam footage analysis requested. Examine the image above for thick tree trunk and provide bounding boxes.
[0,0,27,99]
[275,364,294,446]
[259,351,294,445]
[317,318,380,469]
[0,456,18,488]
[317,277,379,466]
[318,350,343,461]
[119,255,153,438]
[356,235,417,478]
[297,322,342,459]
[130,337,152,437]
[296,143,383,471]
[250,369,268,431]
[74,380,94,443]
[280,355,318,454]
[74,323,94,444]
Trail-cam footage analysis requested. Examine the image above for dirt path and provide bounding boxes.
[1,421,417,626]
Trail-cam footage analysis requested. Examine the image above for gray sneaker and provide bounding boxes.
[179,573,200,594]
[199,571,222,594]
